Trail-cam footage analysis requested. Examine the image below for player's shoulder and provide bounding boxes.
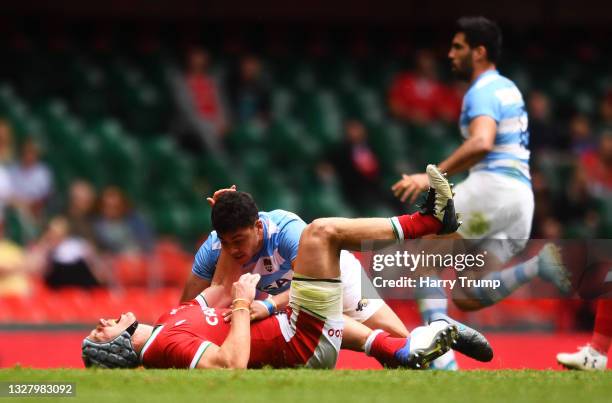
[466,72,522,104]
[196,231,222,253]
[260,209,305,225]
[467,71,509,92]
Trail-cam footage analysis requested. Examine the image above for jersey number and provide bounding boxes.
[519,111,529,149]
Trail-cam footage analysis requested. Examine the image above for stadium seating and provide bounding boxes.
[2,32,609,246]
[0,30,610,329]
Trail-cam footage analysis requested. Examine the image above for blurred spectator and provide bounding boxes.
[562,161,597,225]
[328,120,398,214]
[568,114,595,156]
[226,54,271,124]
[0,121,15,221]
[528,91,568,152]
[578,128,612,198]
[170,47,228,153]
[8,138,52,220]
[65,180,97,240]
[184,47,226,131]
[0,162,11,225]
[0,215,62,295]
[388,50,461,124]
[0,119,15,165]
[0,220,28,296]
[93,186,154,254]
[600,90,612,128]
[539,216,563,239]
[43,180,104,289]
[43,216,103,289]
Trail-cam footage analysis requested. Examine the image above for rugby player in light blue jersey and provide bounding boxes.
[179,186,411,353]
[391,17,569,369]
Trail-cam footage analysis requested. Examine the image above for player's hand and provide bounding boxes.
[206,185,237,207]
[231,273,260,304]
[223,300,271,323]
[391,173,429,204]
[249,301,271,322]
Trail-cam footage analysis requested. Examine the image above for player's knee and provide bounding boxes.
[305,218,339,243]
[452,296,485,311]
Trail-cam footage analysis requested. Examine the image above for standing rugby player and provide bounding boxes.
[391,17,569,369]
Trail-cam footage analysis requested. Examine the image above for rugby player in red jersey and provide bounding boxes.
[82,165,492,369]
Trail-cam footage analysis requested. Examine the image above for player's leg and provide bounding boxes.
[338,247,464,368]
[449,174,569,311]
[341,315,457,368]
[339,250,409,338]
[294,164,460,279]
[288,165,461,368]
[453,243,571,311]
[557,299,612,370]
[361,305,409,337]
[592,299,612,357]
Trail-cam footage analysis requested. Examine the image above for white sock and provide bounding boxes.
[364,329,384,356]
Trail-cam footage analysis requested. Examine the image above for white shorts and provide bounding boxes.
[287,277,344,368]
[339,250,385,323]
[454,171,534,263]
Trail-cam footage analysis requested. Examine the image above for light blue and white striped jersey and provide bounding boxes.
[192,209,307,295]
[459,69,531,185]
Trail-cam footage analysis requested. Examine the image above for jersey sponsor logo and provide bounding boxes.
[356,299,369,312]
[261,278,291,292]
[201,307,219,326]
[463,212,491,236]
[170,306,188,315]
[495,87,523,106]
[263,257,274,272]
[327,328,344,338]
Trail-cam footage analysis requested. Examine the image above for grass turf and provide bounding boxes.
[0,368,611,403]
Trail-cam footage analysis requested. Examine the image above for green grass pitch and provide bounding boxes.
[1,368,611,403]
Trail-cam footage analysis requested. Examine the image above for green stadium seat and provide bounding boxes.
[71,62,109,121]
[573,90,597,115]
[297,90,343,147]
[368,122,410,176]
[270,88,295,119]
[339,87,384,125]
[268,118,321,164]
[196,154,238,191]
[227,120,266,152]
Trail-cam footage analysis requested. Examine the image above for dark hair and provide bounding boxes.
[455,16,502,64]
[211,191,259,235]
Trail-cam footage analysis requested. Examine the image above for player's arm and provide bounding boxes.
[269,288,290,311]
[180,273,211,302]
[234,217,304,322]
[196,273,260,369]
[437,115,496,176]
[267,260,297,310]
[392,115,496,203]
[182,233,231,303]
[264,218,305,313]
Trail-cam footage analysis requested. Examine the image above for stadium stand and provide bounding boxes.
[0,25,610,332]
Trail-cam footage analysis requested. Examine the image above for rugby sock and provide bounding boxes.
[416,279,448,323]
[364,330,408,368]
[591,299,612,354]
[389,213,442,240]
[473,254,539,306]
[416,284,459,370]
